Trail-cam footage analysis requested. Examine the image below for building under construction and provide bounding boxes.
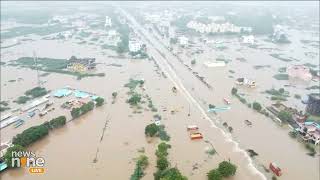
[67,56,96,72]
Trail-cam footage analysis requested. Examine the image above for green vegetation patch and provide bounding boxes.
[10,57,104,79]
[270,53,293,62]
[1,25,71,39]
[273,73,289,80]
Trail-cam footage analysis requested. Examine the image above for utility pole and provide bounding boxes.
[33,51,41,87]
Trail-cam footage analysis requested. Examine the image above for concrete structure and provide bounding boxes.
[67,56,96,72]
[242,35,255,44]
[186,20,251,34]
[178,36,188,46]
[297,121,320,145]
[105,16,112,27]
[235,78,256,88]
[287,65,312,81]
[306,94,320,116]
[129,40,142,52]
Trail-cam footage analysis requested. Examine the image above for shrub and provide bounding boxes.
[289,131,298,138]
[159,126,171,141]
[157,156,169,170]
[231,87,238,95]
[145,123,159,137]
[156,142,171,158]
[278,110,292,122]
[158,168,187,180]
[112,92,118,98]
[15,96,31,104]
[128,93,141,105]
[207,169,222,180]
[95,97,104,107]
[130,155,149,180]
[218,161,237,177]
[191,59,196,65]
[49,116,66,128]
[25,87,48,98]
[71,107,81,118]
[294,94,301,99]
[252,102,262,111]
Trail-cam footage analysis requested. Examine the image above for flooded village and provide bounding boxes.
[0,2,319,180]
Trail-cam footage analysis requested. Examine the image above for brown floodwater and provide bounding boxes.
[1,12,319,180]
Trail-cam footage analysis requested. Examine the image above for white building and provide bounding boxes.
[178,36,188,46]
[105,16,112,27]
[129,40,142,52]
[108,30,117,37]
[186,20,248,34]
[242,35,255,44]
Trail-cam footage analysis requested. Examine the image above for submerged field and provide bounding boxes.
[1,3,319,180]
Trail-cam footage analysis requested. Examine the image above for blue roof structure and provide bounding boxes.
[54,88,72,97]
[74,90,90,98]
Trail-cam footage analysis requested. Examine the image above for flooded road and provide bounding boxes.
[0,3,319,180]
[118,6,320,180]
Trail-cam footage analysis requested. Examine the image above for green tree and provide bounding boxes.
[4,145,26,168]
[145,123,159,137]
[12,124,49,147]
[159,168,188,180]
[207,169,222,180]
[279,88,284,94]
[49,116,66,128]
[137,155,149,169]
[112,92,118,98]
[231,87,238,95]
[191,59,196,65]
[218,161,237,177]
[130,164,144,180]
[157,156,169,170]
[252,102,262,111]
[278,110,292,122]
[156,142,171,158]
[128,93,141,105]
[95,97,104,107]
[71,107,81,119]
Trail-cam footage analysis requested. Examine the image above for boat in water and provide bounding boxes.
[187,125,199,131]
[269,162,282,176]
[190,132,203,140]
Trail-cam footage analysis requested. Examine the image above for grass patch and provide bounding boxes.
[273,73,289,80]
[1,25,71,39]
[253,65,271,70]
[270,53,293,62]
[278,67,287,73]
[306,85,320,90]
[9,57,104,79]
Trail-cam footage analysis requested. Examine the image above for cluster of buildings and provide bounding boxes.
[267,95,320,145]
[67,56,96,72]
[287,65,313,81]
[186,20,252,34]
[271,25,290,43]
[241,35,255,45]
[235,78,256,88]
[129,40,143,52]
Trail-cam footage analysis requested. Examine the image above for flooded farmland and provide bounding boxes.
[1,2,319,180]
